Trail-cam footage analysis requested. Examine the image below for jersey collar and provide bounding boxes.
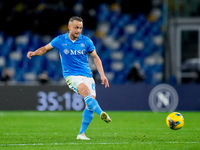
[65,31,83,41]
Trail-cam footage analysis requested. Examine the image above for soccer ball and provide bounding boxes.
[166,112,184,130]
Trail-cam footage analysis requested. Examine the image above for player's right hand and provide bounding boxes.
[27,51,35,59]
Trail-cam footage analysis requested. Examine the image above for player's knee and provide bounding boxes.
[81,89,90,97]
[78,83,90,97]
[91,95,96,99]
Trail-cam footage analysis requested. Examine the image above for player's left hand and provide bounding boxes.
[101,76,109,88]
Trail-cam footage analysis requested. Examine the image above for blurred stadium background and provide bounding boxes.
[0,0,200,111]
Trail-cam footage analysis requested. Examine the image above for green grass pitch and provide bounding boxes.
[0,111,199,150]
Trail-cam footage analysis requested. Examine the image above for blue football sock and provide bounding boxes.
[79,106,94,134]
[84,95,103,116]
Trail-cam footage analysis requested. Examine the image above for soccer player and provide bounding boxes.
[27,16,112,140]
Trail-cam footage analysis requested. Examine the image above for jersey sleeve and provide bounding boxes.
[86,38,96,53]
[50,36,60,49]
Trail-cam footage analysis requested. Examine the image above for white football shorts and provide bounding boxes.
[65,76,96,96]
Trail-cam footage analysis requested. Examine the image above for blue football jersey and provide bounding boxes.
[50,32,95,78]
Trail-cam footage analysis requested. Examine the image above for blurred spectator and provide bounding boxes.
[127,62,145,83]
[38,71,50,84]
[1,68,14,84]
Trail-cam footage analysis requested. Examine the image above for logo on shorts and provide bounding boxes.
[148,84,179,112]
[92,83,95,90]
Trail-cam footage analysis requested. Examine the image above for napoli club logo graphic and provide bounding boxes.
[148,84,179,112]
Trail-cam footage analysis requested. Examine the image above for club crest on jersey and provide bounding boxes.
[80,43,85,48]
[64,49,69,55]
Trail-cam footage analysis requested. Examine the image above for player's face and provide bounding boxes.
[68,20,83,40]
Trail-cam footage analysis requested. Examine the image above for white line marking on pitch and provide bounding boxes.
[0,142,128,146]
[0,141,199,146]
